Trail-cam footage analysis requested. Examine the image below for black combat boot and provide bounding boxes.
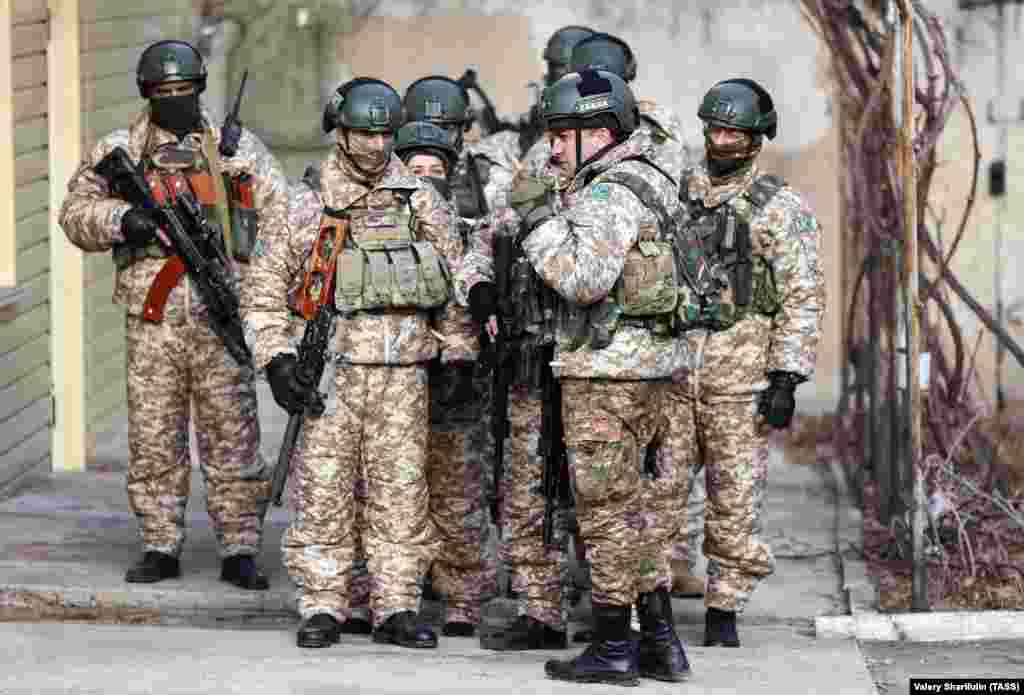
[297,614,342,648]
[480,615,568,651]
[220,555,269,590]
[372,611,438,649]
[544,604,639,686]
[704,606,740,647]
[125,551,180,583]
[442,621,476,637]
[637,590,691,682]
[338,617,373,635]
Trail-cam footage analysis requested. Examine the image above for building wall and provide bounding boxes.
[78,0,192,441]
[1,0,52,492]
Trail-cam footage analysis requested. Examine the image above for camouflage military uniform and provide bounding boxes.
[241,148,461,626]
[667,161,826,613]
[425,147,499,629]
[59,107,289,560]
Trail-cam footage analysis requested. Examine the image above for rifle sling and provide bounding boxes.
[201,127,236,260]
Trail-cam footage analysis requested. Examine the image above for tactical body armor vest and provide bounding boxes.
[677,173,785,331]
[300,167,452,315]
[113,143,257,269]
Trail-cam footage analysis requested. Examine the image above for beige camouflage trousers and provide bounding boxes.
[125,312,269,559]
[426,362,497,625]
[662,389,776,612]
[500,384,568,629]
[281,363,440,626]
[560,378,675,608]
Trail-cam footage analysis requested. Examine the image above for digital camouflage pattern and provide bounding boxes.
[464,132,521,211]
[59,106,288,559]
[667,159,826,612]
[500,388,570,629]
[242,145,460,626]
[561,378,673,607]
[637,99,695,182]
[281,363,440,624]
[520,129,691,381]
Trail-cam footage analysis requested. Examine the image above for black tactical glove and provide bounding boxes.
[120,207,163,246]
[468,282,498,325]
[758,371,805,429]
[265,353,308,415]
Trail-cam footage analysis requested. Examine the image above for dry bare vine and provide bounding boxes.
[799,0,1024,606]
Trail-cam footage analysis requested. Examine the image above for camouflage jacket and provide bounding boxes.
[58,106,289,319]
[465,130,520,211]
[678,161,826,399]
[637,98,696,182]
[520,129,691,381]
[240,148,462,370]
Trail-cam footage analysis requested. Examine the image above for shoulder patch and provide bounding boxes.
[592,182,612,200]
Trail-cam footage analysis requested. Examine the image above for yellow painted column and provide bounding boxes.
[0,0,16,291]
[49,0,85,471]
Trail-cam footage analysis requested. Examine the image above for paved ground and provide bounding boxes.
[860,640,1024,695]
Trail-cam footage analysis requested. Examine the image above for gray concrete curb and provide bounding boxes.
[815,461,1024,642]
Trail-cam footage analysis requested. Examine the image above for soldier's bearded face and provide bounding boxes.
[341,129,395,173]
[406,153,448,179]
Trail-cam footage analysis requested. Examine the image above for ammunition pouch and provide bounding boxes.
[676,172,786,332]
[334,239,451,313]
[225,173,257,262]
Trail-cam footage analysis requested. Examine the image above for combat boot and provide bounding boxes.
[297,614,342,648]
[125,551,180,583]
[339,617,373,635]
[544,604,639,686]
[636,590,691,682]
[372,611,438,649]
[481,615,567,651]
[220,555,269,590]
[442,621,476,637]
[704,606,740,647]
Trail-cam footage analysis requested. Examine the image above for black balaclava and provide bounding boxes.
[150,93,203,140]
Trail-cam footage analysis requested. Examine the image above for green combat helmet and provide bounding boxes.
[136,40,207,97]
[394,120,458,170]
[403,76,473,128]
[569,33,637,83]
[323,77,403,134]
[543,25,595,86]
[697,78,778,141]
[541,69,637,135]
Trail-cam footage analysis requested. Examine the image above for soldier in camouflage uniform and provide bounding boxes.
[468,26,596,201]
[392,115,497,638]
[666,78,826,648]
[59,40,287,590]
[461,69,693,684]
[241,78,461,649]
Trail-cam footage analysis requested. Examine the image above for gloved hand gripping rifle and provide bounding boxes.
[94,146,252,367]
[270,217,347,506]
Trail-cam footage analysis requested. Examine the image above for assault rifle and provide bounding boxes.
[270,218,347,506]
[488,229,517,531]
[219,68,248,157]
[270,303,333,506]
[538,342,566,547]
[94,146,252,367]
[457,68,518,136]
